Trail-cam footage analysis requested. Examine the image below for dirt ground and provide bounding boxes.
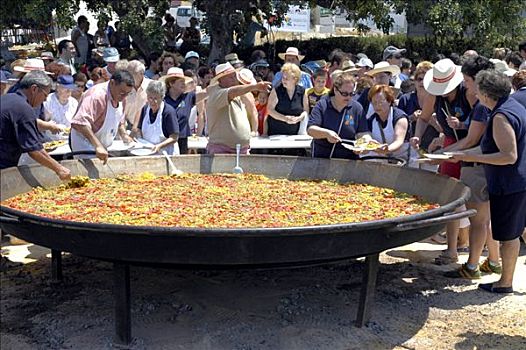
[1,237,525,350]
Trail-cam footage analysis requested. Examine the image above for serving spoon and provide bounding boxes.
[233,144,244,174]
[162,150,183,175]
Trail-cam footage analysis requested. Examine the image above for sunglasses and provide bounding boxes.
[393,55,402,59]
[336,87,354,97]
[415,77,424,82]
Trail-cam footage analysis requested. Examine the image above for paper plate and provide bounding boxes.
[129,148,156,156]
[423,153,451,160]
[109,140,134,151]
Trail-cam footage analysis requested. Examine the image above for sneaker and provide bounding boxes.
[479,259,502,274]
[444,263,481,279]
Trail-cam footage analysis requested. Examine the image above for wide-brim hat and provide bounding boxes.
[236,68,256,85]
[366,61,400,77]
[160,67,193,84]
[278,47,305,61]
[13,58,52,75]
[225,53,244,66]
[209,62,237,86]
[423,58,463,96]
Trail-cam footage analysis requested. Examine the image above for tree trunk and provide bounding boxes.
[204,2,234,63]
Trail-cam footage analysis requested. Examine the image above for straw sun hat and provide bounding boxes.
[423,58,463,96]
[13,58,52,75]
[160,67,193,85]
[278,47,305,61]
[365,61,400,77]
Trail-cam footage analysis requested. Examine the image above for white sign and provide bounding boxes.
[274,5,310,33]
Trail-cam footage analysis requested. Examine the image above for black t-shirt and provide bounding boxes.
[0,92,43,168]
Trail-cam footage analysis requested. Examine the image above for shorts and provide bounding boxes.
[489,190,526,241]
[460,165,489,203]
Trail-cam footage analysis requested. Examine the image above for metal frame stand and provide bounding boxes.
[113,262,132,347]
[51,249,62,282]
[355,253,380,327]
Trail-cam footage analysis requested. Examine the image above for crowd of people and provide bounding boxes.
[1,16,525,292]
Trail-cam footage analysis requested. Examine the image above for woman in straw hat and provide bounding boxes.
[308,70,370,159]
[450,70,526,294]
[414,58,476,265]
[162,67,203,154]
[267,63,309,140]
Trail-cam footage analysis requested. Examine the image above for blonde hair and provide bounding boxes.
[414,61,433,78]
[331,71,356,94]
[281,62,301,81]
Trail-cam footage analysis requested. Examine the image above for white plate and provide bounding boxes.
[423,153,451,160]
[129,148,156,156]
[109,140,134,151]
[443,151,463,156]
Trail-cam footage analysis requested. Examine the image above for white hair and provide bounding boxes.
[146,80,166,97]
[127,60,146,74]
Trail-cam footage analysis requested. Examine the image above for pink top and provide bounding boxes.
[70,82,125,133]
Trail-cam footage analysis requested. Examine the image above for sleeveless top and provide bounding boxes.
[268,84,305,135]
[480,97,526,195]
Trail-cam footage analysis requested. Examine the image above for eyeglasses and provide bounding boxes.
[335,87,354,97]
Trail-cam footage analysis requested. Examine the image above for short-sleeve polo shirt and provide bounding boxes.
[308,96,368,159]
[0,91,43,168]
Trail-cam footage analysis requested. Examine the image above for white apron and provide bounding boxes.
[141,102,179,155]
[70,99,124,157]
[364,108,418,167]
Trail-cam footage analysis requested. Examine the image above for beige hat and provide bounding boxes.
[209,62,237,86]
[160,67,193,85]
[278,47,305,61]
[236,68,256,85]
[225,53,243,65]
[366,61,401,77]
[13,58,52,75]
[341,60,360,72]
[423,58,463,96]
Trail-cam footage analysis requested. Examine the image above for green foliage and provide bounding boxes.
[234,34,523,65]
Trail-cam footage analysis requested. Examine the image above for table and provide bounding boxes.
[188,135,313,150]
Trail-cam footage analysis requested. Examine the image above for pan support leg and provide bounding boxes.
[113,262,132,347]
[355,253,380,327]
[51,249,62,282]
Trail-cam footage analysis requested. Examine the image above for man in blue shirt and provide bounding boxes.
[0,71,71,180]
[272,47,313,89]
